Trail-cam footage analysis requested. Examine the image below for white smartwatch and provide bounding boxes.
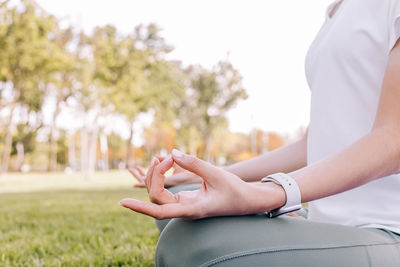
[261,173,302,218]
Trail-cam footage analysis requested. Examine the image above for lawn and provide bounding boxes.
[0,172,159,267]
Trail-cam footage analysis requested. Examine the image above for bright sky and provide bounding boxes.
[36,0,333,136]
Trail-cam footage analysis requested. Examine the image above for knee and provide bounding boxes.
[155,214,282,267]
[155,218,206,267]
[155,217,241,267]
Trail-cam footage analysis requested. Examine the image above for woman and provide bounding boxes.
[120,0,400,266]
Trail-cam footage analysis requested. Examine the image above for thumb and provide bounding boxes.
[171,149,224,183]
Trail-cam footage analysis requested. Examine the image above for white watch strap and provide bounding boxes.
[261,173,302,218]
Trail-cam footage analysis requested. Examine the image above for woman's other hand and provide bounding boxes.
[120,149,285,220]
[128,165,148,188]
[128,156,167,188]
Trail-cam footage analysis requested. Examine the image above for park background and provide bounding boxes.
[0,0,331,266]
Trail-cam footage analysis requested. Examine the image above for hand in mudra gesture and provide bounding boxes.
[128,155,200,188]
[120,149,285,220]
[128,165,148,188]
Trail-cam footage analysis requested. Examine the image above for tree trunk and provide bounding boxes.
[16,142,24,171]
[68,132,76,170]
[81,125,89,178]
[126,123,134,168]
[1,102,17,174]
[87,127,98,178]
[100,134,109,171]
[48,103,60,171]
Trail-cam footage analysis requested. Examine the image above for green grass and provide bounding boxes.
[0,188,159,267]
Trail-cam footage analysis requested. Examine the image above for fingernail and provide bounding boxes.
[172,149,184,159]
[118,201,124,207]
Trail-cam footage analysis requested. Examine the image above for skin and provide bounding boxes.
[128,155,165,188]
[129,155,187,188]
[121,39,400,221]
[129,133,307,187]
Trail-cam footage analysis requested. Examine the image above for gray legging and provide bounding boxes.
[154,184,400,266]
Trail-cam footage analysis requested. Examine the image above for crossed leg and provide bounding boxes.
[155,185,400,267]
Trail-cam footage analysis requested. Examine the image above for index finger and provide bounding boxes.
[151,155,174,193]
[146,158,159,192]
[135,165,146,176]
[128,168,144,182]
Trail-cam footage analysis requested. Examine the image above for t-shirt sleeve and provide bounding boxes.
[389,0,400,52]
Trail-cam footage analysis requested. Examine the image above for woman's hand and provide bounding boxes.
[128,156,202,188]
[120,149,286,220]
[128,156,167,188]
[128,165,148,188]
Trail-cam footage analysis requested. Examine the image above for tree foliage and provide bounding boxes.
[0,0,251,173]
[174,61,247,160]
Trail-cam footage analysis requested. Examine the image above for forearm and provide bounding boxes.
[225,134,307,182]
[290,126,400,203]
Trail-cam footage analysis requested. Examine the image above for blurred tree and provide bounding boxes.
[124,25,184,166]
[73,33,99,178]
[11,124,37,170]
[0,1,250,173]
[89,25,147,167]
[175,123,202,156]
[46,26,75,171]
[90,24,183,167]
[144,121,176,156]
[108,133,125,168]
[0,0,61,173]
[176,61,247,161]
[56,130,68,166]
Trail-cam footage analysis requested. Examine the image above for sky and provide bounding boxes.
[36,0,333,136]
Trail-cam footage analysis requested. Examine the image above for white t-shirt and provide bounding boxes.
[306,0,400,234]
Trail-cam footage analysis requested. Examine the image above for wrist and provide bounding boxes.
[247,182,286,214]
[261,173,302,217]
